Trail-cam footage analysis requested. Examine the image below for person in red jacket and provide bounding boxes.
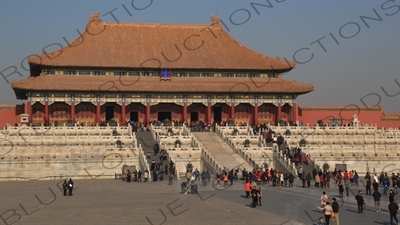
[223,174,229,187]
[245,181,251,198]
[343,171,349,181]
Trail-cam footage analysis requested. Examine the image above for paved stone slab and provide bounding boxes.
[1,177,395,225]
[0,179,295,225]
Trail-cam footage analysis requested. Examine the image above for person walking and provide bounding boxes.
[326,172,331,189]
[245,180,251,198]
[331,198,339,225]
[62,180,68,196]
[306,173,312,188]
[251,185,258,208]
[315,173,321,187]
[288,173,294,187]
[257,186,262,206]
[354,172,359,186]
[338,182,344,198]
[344,178,350,198]
[67,179,74,196]
[388,200,399,225]
[168,173,173,185]
[366,179,372,195]
[144,170,149,182]
[317,202,333,225]
[389,189,395,203]
[355,190,365,213]
[301,172,306,188]
[127,169,132,182]
[223,173,229,187]
[372,189,382,212]
[321,192,328,206]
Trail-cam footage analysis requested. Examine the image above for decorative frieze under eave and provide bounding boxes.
[26,92,296,106]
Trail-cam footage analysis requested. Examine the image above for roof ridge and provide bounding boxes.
[100,21,211,27]
[218,28,295,70]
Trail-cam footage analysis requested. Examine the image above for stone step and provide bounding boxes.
[193,132,253,171]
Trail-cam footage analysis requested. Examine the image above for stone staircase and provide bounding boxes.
[193,132,253,172]
[295,151,318,177]
[135,131,156,181]
[136,131,177,181]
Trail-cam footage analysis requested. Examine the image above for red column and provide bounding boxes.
[96,102,100,125]
[207,103,211,124]
[183,103,187,124]
[277,103,282,124]
[44,102,49,124]
[121,102,126,125]
[254,103,258,126]
[26,101,32,122]
[292,102,297,124]
[71,102,75,122]
[231,103,235,120]
[146,103,150,124]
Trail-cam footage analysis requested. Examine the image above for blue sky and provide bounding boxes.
[0,0,399,113]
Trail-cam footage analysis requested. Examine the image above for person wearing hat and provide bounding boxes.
[331,198,339,225]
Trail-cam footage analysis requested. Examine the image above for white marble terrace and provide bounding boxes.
[0,124,150,181]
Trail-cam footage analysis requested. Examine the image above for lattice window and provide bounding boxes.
[79,71,91,75]
[189,72,200,77]
[114,71,127,76]
[63,70,77,75]
[201,72,213,77]
[249,73,260,78]
[42,69,55,74]
[128,71,139,76]
[222,73,234,77]
[93,71,106,76]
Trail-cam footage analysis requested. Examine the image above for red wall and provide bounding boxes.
[298,108,400,129]
[0,105,24,128]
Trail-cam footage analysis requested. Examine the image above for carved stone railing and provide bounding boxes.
[273,145,298,177]
[138,144,152,181]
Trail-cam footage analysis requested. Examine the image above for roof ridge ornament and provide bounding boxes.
[89,11,101,23]
[210,15,222,28]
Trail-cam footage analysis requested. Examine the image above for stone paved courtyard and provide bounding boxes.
[0,178,396,225]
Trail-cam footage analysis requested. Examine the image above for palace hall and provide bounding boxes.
[4,13,399,128]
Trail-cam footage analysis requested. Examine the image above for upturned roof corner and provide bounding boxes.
[210,15,222,28]
[89,11,101,23]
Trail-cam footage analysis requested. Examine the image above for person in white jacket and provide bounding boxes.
[317,202,333,225]
[374,174,379,183]
[190,174,195,185]
[321,191,328,206]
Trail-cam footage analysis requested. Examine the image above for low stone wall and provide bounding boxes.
[269,124,394,136]
[151,125,189,136]
[158,135,193,148]
[313,158,400,176]
[2,124,132,137]
[215,124,251,136]
[0,146,140,181]
[168,151,201,179]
